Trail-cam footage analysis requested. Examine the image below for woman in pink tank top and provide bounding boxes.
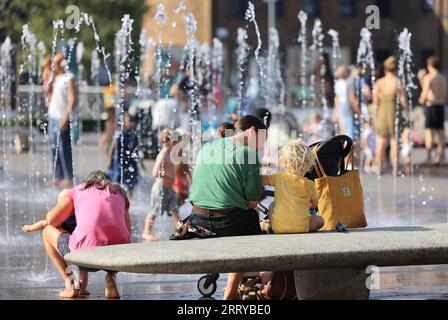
[41,171,131,299]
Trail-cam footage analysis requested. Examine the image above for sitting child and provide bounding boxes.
[23,190,76,234]
[142,129,180,242]
[262,140,324,234]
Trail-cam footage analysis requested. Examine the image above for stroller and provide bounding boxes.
[197,135,354,297]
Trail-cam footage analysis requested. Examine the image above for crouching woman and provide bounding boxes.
[42,171,131,298]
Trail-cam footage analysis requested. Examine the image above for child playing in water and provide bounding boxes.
[172,129,192,207]
[401,126,412,175]
[173,162,192,207]
[262,140,324,234]
[142,129,180,242]
[361,117,376,174]
[107,113,140,197]
[23,190,76,234]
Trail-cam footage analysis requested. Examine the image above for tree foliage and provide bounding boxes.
[0,0,149,70]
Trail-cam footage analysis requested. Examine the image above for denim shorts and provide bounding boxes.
[188,208,261,237]
[148,180,178,216]
[57,232,71,258]
[57,233,100,273]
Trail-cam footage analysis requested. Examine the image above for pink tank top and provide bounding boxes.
[67,184,131,252]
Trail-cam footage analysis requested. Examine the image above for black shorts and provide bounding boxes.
[425,105,445,129]
[188,208,261,237]
[60,215,76,234]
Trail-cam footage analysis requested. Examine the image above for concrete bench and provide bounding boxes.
[65,223,448,300]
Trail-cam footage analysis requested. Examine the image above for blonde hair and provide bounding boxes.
[159,128,173,145]
[335,65,349,79]
[279,140,315,176]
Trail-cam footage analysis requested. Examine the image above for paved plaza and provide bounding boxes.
[0,133,447,299]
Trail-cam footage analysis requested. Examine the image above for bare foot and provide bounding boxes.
[375,166,382,176]
[105,273,120,299]
[78,289,90,296]
[142,233,158,242]
[59,287,77,299]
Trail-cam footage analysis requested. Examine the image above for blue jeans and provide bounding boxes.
[48,117,73,181]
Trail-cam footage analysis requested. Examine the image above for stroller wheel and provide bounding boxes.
[197,273,219,297]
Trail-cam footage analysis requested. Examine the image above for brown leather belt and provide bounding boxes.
[192,205,236,214]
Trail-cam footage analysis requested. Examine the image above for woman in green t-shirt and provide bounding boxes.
[188,115,267,299]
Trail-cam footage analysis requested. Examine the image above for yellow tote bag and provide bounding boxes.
[312,147,367,231]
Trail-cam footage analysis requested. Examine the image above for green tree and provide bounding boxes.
[0,0,149,73]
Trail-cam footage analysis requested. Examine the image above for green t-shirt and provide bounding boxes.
[189,138,262,210]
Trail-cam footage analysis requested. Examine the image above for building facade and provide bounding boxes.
[212,0,448,75]
[142,0,212,81]
[140,0,448,100]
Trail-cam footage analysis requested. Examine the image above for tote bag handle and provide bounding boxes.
[312,146,327,178]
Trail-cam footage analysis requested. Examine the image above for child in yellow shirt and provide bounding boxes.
[262,140,324,233]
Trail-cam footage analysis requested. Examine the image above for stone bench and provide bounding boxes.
[65,223,448,300]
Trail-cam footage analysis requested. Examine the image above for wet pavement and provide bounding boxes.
[0,133,447,300]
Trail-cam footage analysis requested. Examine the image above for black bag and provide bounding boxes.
[257,271,297,300]
[237,271,297,300]
[306,135,353,180]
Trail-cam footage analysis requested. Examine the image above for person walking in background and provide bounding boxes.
[315,52,335,109]
[41,57,51,87]
[418,55,447,166]
[46,52,76,187]
[373,56,407,176]
[334,65,360,139]
[99,81,117,152]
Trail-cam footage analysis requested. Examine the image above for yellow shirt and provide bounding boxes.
[268,173,318,234]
